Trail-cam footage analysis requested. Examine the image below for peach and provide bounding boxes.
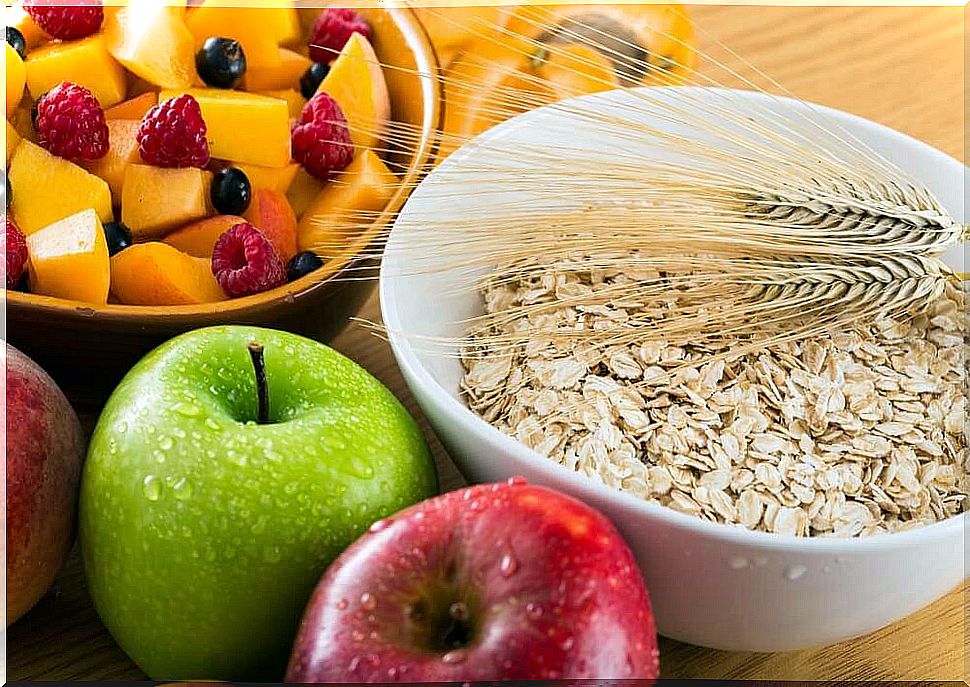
[26,209,110,304]
[105,92,158,121]
[104,0,196,89]
[110,242,226,305]
[235,161,300,195]
[25,35,127,108]
[121,164,212,238]
[297,149,397,255]
[244,48,310,92]
[163,215,245,258]
[243,188,298,262]
[80,120,143,205]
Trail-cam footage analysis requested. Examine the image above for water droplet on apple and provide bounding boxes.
[159,436,174,451]
[142,475,161,501]
[263,546,282,563]
[469,500,483,511]
[228,450,248,467]
[336,598,349,610]
[351,630,366,642]
[348,656,361,673]
[441,649,466,665]
[174,402,201,417]
[387,667,399,679]
[499,552,518,577]
[369,518,392,533]
[526,602,543,619]
[560,637,575,651]
[172,477,193,501]
[508,476,527,486]
[360,592,377,611]
[115,420,128,434]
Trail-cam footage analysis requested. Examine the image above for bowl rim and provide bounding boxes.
[7,4,442,322]
[381,85,968,553]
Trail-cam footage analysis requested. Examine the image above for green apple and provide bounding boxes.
[79,326,438,681]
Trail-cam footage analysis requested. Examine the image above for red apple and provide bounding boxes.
[6,343,85,625]
[286,479,659,681]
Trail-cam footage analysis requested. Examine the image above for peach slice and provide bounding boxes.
[27,209,110,304]
[105,92,158,121]
[159,88,291,168]
[163,215,245,259]
[9,141,113,235]
[244,48,310,92]
[80,120,143,206]
[121,164,212,239]
[316,33,391,150]
[110,242,226,306]
[7,44,26,117]
[297,149,397,255]
[243,188,298,262]
[25,35,127,108]
[104,0,196,90]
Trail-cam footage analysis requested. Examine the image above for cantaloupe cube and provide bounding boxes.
[258,89,306,119]
[110,242,226,305]
[6,2,49,51]
[186,2,281,69]
[105,92,158,121]
[7,44,26,117]
[26,36,127,108]
[9,141,113,235]
[104,0,195,90]
[244,48,310,92]
[121,164,212,238]
[159,88,290,168]
[248,0,302,46]
[26,209,110,304]
[235,161,300,194]
[6,120,22,164]
[163,215,245,258]
[286,168,324,219]
[80,120,143,205]
[297,149,397,254]
[316,33,390,150]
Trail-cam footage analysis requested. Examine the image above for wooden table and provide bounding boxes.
[8,4,967,681]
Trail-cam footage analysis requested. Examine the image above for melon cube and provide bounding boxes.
[110,242,226,305]
[7,44,26,117]
[258,88,306,119]
[26,35,127,108]
[104,0,196,89]
[105,92,158,121]
[80,120,143,205]
[243,48,310,91]
[234,161,300,194]
[27,209,110,304]
[9,140,113,235]
[186,2,281,69]
[159,88,291,168]
[122,165,213,238]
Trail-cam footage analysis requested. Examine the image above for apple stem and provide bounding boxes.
[248,343,270,424]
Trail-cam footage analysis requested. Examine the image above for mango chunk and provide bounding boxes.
[258,88,306,119]
[286,168,324,219]
[244,48,310,91]
[7,44,26,117]
[316,33,390,150]
[110,242,226,305]
[9,96,38,144]
[6,120,22,164]
[9,140,113,235]
[235,161,300,194]
[6,2,49,51]
[186,2,281,69]
[163,215,245,258]
[121,164,213,238]
[105,92,158,121]
[27,209,110,304]
[26,36,127,108]
[159,88,291,168]
[80,120,143,205]
[104,0,195,89]
[297,149,397,254]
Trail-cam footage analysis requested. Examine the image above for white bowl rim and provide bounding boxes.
[381,86,968,553]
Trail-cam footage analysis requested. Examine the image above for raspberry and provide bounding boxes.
[211,223,286,298]
[4,218,28,290]
[24,0,103,40]
[35,82,109,162]
[291,92,353,181]
[137,94,210,169]
[308,7,370,63]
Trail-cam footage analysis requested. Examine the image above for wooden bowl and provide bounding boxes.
[7,5,441,410]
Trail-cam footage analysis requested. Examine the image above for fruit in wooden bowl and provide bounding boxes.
[6,2,441,407]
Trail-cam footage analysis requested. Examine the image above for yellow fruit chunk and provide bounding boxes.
[286,168,324,219]
[80,120,143,205]
[121,165,213,238]
[164,215,245,258]
[105,92,157,121]
[316,33,391,150]
[110,242,226,305]
[9,141,113,235]
[297,149,396,254]
[159,88,291,168]
[186,2,281,69]
[25,36,127,108]
[237,0,301,46]
[6,120,22,164]
[235,161,300,194]
[104,0,196,90]
[7,2,49,51]
[26,209,110,304]
[537,44,620,100]
[244,48,311,92]
[7,44,26,117]
[9,96,38,144]
[259,89,306,119]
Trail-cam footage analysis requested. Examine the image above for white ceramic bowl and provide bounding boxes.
[380,87,967,652]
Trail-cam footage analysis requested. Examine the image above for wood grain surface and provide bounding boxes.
[8,4,967,682]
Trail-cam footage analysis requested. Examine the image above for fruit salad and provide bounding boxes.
[4,0,396,306]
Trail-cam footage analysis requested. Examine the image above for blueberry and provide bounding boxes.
[300,62,330,101]
[211,167,252,215]
[103,222,133,256]
[196,37,247,89]
[6,27,26,60]
[287,251,324,282]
